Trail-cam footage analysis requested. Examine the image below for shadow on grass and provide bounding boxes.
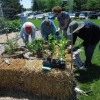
[74,64,100,83]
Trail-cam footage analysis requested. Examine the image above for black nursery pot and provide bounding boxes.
[43,58,66,70]
[43,57,52,67]
[51,59,66,70]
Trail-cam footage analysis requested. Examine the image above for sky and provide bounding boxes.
[20,0,32,9]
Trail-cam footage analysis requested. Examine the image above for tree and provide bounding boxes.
[87,0,100,11]
[32,0,62,12]
[1,0,23,19]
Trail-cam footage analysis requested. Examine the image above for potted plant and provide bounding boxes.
[43,34,70,70]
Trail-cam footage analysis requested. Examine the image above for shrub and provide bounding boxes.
[4,39,18,54]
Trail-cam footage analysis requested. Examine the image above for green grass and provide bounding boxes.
[27,19,100,100]
[27,19,59,29]
[28,19,100,100]
[74,19,100,100]
[12,19,100,100]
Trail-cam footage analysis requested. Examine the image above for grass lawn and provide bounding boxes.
[29,19,100,100]
[17,18,100,100]
[74,19,100,100]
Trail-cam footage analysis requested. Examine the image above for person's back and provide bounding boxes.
[19,22,36,42]
[67,20,100,69]
[74,20,100,46]
[40,18,56,40]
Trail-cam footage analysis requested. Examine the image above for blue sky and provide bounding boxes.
[20,0,32,9]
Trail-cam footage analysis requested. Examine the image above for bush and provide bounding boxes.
[0,18,21,34]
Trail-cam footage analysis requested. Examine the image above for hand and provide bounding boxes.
[67,45,72,53]
[67,45,72,50]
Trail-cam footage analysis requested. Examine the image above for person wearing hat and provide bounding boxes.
[19,22,36,43]
[40,18,57,41]
[52,6,71,39]
[67,20,100,69]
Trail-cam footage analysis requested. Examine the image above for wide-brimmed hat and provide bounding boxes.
[67,21,85,35]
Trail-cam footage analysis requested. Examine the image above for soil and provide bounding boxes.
[0,31,72,100]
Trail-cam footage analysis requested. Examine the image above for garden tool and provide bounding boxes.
[42,66,52,71]
[42,57,52,71]
[75,87,92,96]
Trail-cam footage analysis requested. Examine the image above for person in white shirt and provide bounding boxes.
[19,22,36,43]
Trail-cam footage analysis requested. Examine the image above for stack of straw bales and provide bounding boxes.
[0,58,76,100]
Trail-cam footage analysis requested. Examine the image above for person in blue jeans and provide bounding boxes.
[67,20,100,69]
[40,18,57,41]
[19,22,36,43]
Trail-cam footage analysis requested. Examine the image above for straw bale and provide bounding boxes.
[0,58,76,100]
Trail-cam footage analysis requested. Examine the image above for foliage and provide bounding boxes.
[32,0,100,12]
[1,0,23,19]
[48,34,58,53]
[58,34,69,60]
[0,19,21,34]
[86,0,100,10]
[4,39,18,54]
[32,0,62,12]
[7,21,21,32]
[0,18,10,34]
[26,38,45,57]
[47,34,69,60]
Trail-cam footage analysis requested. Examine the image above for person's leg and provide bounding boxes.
[84,44,97,68]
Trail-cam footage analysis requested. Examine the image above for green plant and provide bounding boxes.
[4,39,18,54]
[57,34,70,60]
[26,38,45,57]
[48,34,58,53]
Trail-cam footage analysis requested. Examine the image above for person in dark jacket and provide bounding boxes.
[67,20,100,69]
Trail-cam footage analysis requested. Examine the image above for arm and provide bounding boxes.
[50,21,57,34]
[61,17,70,30]
[67,34,77,50]
[40,22,45,37]
[31,25,36,40]
[58,22,62,31]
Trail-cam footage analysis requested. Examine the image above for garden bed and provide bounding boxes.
[0,32,76,100]
[0,58,76,100]
[1,47,26,58]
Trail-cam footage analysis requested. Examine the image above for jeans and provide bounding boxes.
[84,44,97,67]
[24,33,35,42]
